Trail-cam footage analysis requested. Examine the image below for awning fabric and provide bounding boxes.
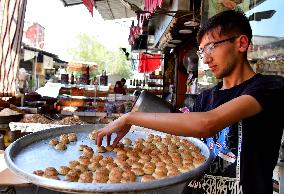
[137,0,164,30]
[143,0,164,18]
[82,0,94,16]
[0,0,27,96]
[128,21,141,45]
[144,0,163,13]
[138,54,161,73]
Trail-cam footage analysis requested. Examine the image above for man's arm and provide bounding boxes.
[126,95,262,137]
[96,95,262,145]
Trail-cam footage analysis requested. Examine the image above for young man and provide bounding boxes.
[114,81,126,95]
[120,78,127,93]
[96,10,284,194]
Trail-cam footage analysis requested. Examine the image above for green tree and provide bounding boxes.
[107,50,133,78]
[68,33,132,79]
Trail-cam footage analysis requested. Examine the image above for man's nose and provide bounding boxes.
[202,53,212,64]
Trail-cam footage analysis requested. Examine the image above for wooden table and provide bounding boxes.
[0,150,30,186]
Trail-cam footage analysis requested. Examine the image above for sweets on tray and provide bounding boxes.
[20,115,86,125]
[33,133,206,183]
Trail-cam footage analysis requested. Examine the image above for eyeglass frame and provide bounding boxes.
[197,35,240,59]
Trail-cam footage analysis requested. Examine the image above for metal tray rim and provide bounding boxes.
[5,125,213,193]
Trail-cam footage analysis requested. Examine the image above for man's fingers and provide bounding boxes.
[96,130,106,146]
[107,134,111,146]
[112,135,123,147]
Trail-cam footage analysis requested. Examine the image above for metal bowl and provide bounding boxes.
[5,125,213,193]
[132,91,173,113]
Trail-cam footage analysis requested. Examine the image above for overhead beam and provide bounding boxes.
[106,0,115,20]
[60,0,83,7]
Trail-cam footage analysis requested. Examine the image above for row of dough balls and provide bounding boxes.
[90,130,202,154]
[33,148,182,183]
[33,166,155,183]
[89,131,205,169]
[33,144,160,183]
[33,133,206,183]
[48,133,77,150]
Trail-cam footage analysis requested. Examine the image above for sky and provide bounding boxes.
[24,0,284,62]
[24,0,133,61]
[245,0,284,37]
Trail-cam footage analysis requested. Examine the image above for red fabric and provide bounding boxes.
[128,25,141,45]
[82,0,94,16]
[138,54,162,73]
[138,14,146,29]
[134,0,164,39]
[144,0,163,13]
[158,0,163,6]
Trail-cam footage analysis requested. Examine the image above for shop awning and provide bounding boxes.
[60,0,143,20]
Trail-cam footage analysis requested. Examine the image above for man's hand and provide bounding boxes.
[95,114,131,147]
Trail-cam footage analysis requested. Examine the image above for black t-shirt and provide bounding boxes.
[187,74,284,194]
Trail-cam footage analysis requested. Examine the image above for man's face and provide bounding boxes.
[198,28,240,79]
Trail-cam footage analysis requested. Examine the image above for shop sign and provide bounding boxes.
[25,23,45,49]
[43,55,54,69]
[36,63,44,76]
[24,50,37,61]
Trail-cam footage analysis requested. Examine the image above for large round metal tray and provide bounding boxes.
[5,125,213,193]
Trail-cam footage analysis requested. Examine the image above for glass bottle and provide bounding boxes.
[70,73,74,84]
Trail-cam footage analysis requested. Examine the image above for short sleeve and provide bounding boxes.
[241,75,284,112]
[191,89,213,112]
[192,94,202,112]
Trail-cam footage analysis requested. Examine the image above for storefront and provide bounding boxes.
[0,0,283,193]
[126,0,201,109]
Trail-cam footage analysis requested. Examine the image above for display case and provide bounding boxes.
[35,79,132,120]
[147,72,163,96]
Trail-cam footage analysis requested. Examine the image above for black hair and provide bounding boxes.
[121,78,126,83]
[116,81,122,86]
[197,10,252,45]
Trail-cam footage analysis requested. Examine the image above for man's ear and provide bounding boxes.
[239,35,249,52]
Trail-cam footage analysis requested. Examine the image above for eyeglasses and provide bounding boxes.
[197,36,239,59]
